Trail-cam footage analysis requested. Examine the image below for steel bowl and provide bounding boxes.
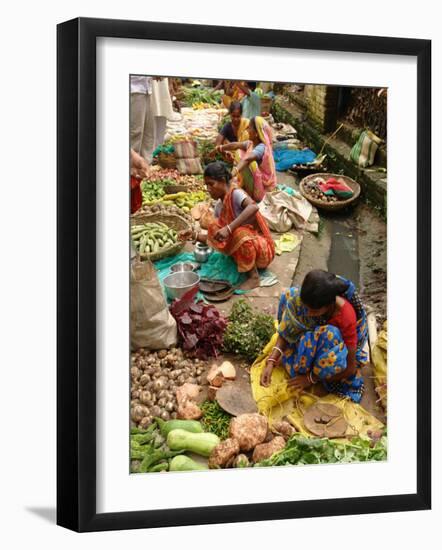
[170,262,199,273]
[163,271,200,300]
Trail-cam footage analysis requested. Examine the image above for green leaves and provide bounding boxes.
[223,300,275,362]
[256,433,387,467]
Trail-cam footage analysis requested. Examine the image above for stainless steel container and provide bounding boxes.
[193,242,213,263]
[163,271,200,300]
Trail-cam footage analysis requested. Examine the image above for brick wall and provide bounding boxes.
[304,85,338,132]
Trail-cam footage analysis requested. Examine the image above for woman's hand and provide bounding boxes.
[260,360,275,387]
[214,226,231,242]
[287,374,311,391]
[215,145,224,154]
[178,228,194,242]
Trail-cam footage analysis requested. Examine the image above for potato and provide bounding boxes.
[252,436,286,463]
[208,438,240,469]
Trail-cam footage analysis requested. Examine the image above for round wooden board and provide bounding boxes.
[216,380,258,416]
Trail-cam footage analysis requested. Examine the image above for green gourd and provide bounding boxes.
[169,455,208,472]
[167,429,220,457]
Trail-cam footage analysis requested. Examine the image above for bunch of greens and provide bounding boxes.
[223,300,275,362]
[182,86,223,107]
[200,400,232,440]
[256,433,387,467]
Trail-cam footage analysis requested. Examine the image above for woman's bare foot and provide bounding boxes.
[240,268,260,290]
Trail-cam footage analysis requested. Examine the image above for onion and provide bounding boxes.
[131,405,148,422]
[140,374,150,386]
[139,416,153,429]
[171,412,178,420]
[140,390,152,405]
[131,389,140,400]
[150,405,161,417]
[153,379,165,392]
[130,366,141,381]
[160,410,170,421]
[177,375,186,385]
[196,367,204,376]
[165,401,175,412]
[157,397,167,408]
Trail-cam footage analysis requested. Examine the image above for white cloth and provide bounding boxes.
[130,93,155,162]
[258,190,313,232]
[151,78,174,119]
[130,75,152,95]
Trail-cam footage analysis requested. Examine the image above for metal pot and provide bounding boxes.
[163,271,200,300]
[193,242,213,263]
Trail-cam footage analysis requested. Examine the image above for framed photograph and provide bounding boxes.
[57,18,431,532]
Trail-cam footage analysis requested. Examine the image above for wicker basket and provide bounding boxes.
[299,173,361,211]
[164,184,188,194]
[158,151,177,169]
[260,96,273,114]
[130,212,191,262]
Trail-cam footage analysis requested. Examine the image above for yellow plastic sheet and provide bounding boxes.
[274,233,300,256]
[251,330,384,440]
[372,321,387,411]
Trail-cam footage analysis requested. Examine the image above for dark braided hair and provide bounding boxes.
[203,161,232,184]
[301,270,349,309]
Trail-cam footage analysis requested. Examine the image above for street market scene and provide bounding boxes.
[129,77,388,474]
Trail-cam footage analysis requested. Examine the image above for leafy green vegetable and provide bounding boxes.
[200,400,232,440]
[223,300,275,362]
[255,433,387,467]
[182,86,223,107]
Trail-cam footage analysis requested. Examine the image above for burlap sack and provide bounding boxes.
[130,259,177,350]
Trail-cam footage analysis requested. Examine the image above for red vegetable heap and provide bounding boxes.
[170,287,227,359]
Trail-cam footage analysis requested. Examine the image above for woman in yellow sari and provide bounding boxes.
[216,116,277,203]
[215,101,249,148]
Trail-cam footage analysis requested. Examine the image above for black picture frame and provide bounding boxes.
[57,17,431,532]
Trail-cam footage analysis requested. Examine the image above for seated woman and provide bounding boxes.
[216,116,277,203]
[260,269,368,403]
[215,101,249,149]
[180,162,275,290]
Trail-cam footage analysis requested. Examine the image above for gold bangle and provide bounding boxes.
[273,346,283,356]
[227,224,232,235]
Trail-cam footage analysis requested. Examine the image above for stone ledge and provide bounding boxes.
[273,97,387,216]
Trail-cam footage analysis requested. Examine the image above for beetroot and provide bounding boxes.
[170,287,227,359]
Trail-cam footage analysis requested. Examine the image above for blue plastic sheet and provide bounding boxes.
[273,147,316,171]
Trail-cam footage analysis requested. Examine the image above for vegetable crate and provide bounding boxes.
[158,151,177,169]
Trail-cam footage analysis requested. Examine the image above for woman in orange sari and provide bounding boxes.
[180,162,275,290]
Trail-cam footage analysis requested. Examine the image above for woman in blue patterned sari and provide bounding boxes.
[260,270,368,403]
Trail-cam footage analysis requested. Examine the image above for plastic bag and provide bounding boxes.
[130,259,177,350]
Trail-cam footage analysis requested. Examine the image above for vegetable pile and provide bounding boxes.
[131,222,178,255]
[256,433,388,467]
[144,190,209,212]
[131,347,207,429]
[182,86,223,107]
[131,418,219,473]
[140,179,169,203]
[143,168,206,192]
[223,300,275,362]
[200,400,232,440]
[170,288,228,359]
